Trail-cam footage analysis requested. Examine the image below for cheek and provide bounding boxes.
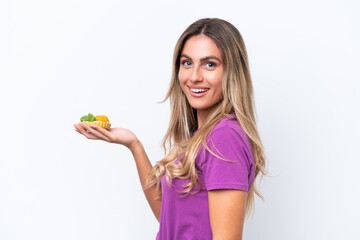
[209,74,223,95]
[178,72,187,92]
[215,85,224,99]
[214,83,224,100]
[178,70,189,91]
[178,69,186,84]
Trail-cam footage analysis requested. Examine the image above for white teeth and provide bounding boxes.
[190,88,209,93]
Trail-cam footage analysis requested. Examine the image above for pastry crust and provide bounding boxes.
[83,121,111,129]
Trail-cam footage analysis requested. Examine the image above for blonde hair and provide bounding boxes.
[145,18,267,217]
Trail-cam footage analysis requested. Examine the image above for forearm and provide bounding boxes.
[213,237,242,240]
[129,140,161,222]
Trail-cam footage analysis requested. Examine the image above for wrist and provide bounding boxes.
[129,139,143,153]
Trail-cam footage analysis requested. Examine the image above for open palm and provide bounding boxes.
[73,122,138,149]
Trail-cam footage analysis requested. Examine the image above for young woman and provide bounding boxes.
[74,18,266,240]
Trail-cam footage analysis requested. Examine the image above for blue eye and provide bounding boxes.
[205,62,216,68]
[182,60,192,67]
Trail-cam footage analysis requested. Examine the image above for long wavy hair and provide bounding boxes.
[145,18,267,216]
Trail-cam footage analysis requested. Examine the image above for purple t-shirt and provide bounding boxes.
[156,114,255,240]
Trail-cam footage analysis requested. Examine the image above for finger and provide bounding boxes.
[75,123,101,140]
[74,126,80,132]
[81,123,112,142]
[88,123,115,142]
[73,123,84,134]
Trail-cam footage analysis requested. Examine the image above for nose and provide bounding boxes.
[189,65,203,83]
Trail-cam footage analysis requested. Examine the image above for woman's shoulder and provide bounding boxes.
[196,113,254,172]
[212,113,242,135]
[210,113,251,149]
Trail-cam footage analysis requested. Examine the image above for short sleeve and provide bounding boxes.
[201,125,252,192]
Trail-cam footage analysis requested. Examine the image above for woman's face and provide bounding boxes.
[178,35,224,119]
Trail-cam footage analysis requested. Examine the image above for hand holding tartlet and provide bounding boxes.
[80,113,111,129]
[74,114,139,150]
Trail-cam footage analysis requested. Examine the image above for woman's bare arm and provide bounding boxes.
[73,122,161,222]
[129,140,161,222]
[208,189,247,240]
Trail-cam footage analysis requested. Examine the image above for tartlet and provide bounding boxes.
[80,113,111,129]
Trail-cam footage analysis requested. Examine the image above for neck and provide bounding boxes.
[194,102,223,130]
[196,109,212,129]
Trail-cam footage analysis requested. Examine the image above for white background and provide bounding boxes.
[1,0,359,239]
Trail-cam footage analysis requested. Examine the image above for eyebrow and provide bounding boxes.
[180,53,222,63]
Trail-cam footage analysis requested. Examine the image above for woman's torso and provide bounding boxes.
[156,114,255,240]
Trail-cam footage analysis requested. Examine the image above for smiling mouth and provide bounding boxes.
[190,88,209,93]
